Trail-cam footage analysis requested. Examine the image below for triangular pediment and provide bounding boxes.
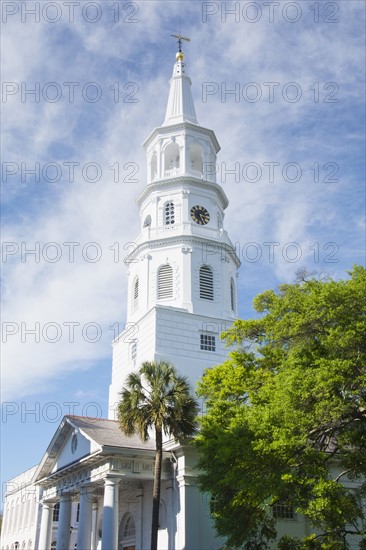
[33,415,156,483]
[33,416,100,482]
[51,422,94,473]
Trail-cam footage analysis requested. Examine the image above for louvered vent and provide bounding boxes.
[199,266,214,300]
[133,277,139,310]
[131,342,137,364]
[230,278,235,311]
[158,264,173,299]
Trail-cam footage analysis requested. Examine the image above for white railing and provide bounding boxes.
[164,168,180,178]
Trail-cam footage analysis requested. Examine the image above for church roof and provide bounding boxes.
[33,415,156,483]
[65,415,156,450]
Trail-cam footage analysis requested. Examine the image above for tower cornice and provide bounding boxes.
[136,176,229,210]
[124,234,241,268]
[143,121,220,154]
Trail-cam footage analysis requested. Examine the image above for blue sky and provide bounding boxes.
[1,1,365,504]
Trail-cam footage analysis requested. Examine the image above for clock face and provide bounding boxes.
[191,205,210,225]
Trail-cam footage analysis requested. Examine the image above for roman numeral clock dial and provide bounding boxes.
[190,205,210,225]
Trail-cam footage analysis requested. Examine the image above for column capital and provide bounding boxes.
[79,485,94,495]
[177,474,198,487]
[40,500,55,509]
[103,475,121,486]
[58,492,72,499]
[78,485,98,503]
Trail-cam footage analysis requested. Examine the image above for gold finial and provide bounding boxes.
[171,33,190,61]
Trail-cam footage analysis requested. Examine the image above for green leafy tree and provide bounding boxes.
[118,361,199,550]
[196,266,366,549]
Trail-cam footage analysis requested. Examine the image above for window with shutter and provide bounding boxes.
[158,265,173,299]
[199,266,214,300]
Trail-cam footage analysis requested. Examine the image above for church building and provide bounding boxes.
[1,43,240,550]
[2,40,364,550]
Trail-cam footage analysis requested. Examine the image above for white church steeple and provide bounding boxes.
[109,45,240,416]
[163,49,198,126]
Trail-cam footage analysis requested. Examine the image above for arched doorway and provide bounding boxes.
[118,513,136,550]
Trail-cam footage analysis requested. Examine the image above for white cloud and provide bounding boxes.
[1,1,365,403]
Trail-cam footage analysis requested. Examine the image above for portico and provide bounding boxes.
[34,416,173,550]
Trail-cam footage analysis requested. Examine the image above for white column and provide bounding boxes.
[156,196,161,229]
[157,138,162,179]
[182,189,190,225]
[181,246,193,310]
[181,138,186,175]
[203,144,210,181]
[101,477,120,550]
[77,487,93,550]
[177,475,200,550]
[38,501,54,550]
[56,493,72,550]
[136,486,144,550]
[90,501,99,550]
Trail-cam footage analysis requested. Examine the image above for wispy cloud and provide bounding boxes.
[1,1,365,405]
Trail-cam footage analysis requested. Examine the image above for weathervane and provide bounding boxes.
[171,33,190,53]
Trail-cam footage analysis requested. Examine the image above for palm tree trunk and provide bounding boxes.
[151,427,163,550]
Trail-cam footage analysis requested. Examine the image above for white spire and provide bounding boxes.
[163,51,198,126]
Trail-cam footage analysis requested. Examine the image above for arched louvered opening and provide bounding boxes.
[199,266,214,300]
[133,277,139,311]
[164,201,175,225]
[230,278,236,312]
[158,264,173,299]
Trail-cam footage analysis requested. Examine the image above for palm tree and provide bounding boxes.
[117,361,199,550]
